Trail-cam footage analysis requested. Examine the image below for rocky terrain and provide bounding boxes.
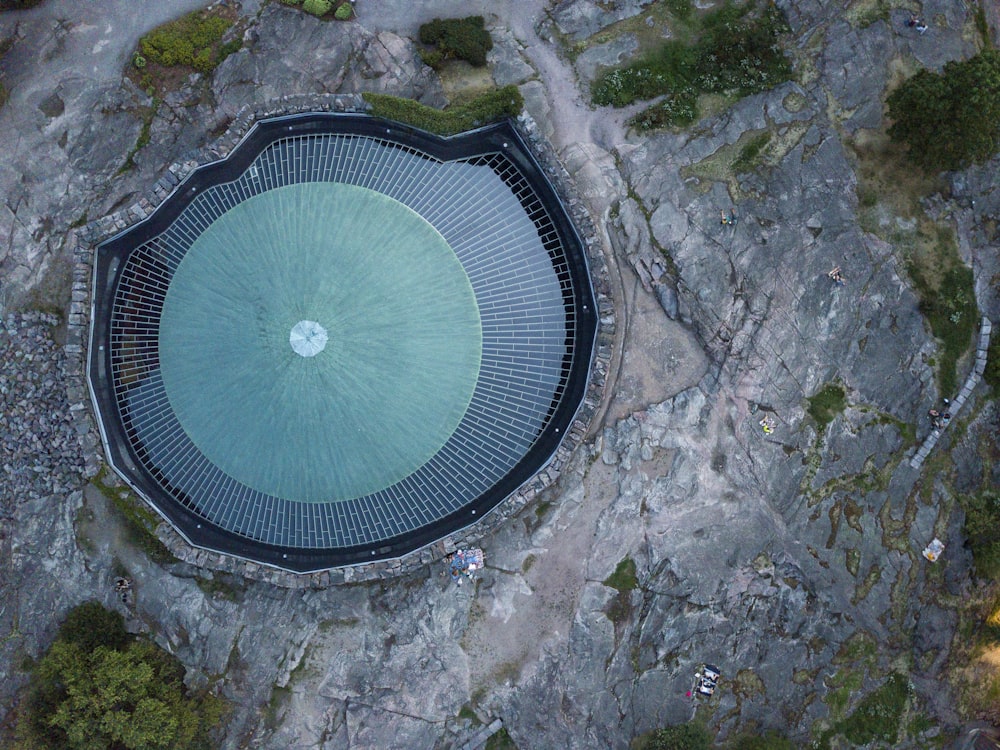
[0,0,998,748]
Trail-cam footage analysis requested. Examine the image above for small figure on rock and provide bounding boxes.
[759,415,775,434]
[720,210,737,226]
[827,266,845,286]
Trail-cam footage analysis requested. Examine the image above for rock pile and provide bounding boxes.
[0,313,86,504]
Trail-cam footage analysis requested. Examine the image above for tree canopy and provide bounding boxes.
[16,602,225,750]
[887,50,1000,171]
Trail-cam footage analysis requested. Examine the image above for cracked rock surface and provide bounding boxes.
[0,0,998,748]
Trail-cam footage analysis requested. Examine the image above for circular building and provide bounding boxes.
[88,113,597,572]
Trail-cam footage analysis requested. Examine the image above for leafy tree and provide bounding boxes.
[17,602,224,750]
[887,50,1000,171]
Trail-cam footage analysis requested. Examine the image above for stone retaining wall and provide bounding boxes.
[71,94,614,587]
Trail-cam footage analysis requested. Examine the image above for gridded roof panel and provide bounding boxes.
[90,115,597,571]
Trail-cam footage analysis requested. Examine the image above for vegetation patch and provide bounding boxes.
[90,467,178,565]
[140,9,234,72]
[603,556,638,626]
[634,722,711,749]
[903,229,976,397]
[805,382,847,432]
[603,556,638,593]
[592,0,792,130]
[832,630,878,667]
[729,730,795,749]
[887,50,1000,172]
[194,575,244,602]
[817,673,911,748]
[984,333,1000,393]
[419,16,493,68]
[281,0,355,20]
[131,6,241,95]
[484,727,518,750]
[851,124,976,398]
[363,86,522,136]
[958,490,1000,579]
[14,602,227,749]
[851,563,882,604]
[732,131,772,174]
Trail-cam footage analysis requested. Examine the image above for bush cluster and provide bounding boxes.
[418,16,493,67]
[139,10,232,73]
[593,1,791,129]
[15,602,226,750]
[888,50,1000,172]
[363,85,523,136]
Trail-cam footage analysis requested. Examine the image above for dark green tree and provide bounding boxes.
[887,50,1000,171]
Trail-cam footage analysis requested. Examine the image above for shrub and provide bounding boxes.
[139,10,232,73]
[132,52,147,69]
[887,50,1000,172]
[363,85,523,136]
[419,16,493,67]
[302,0,332,16]
[334,2,352,20]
